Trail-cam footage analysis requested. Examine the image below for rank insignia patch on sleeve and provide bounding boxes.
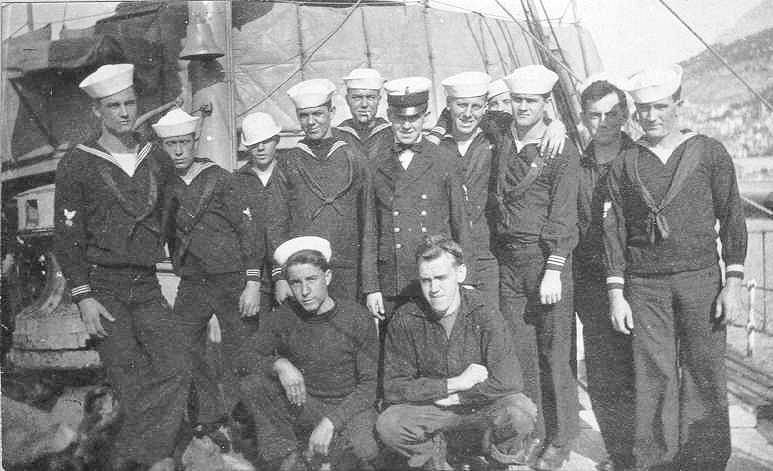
[64,209,77,227]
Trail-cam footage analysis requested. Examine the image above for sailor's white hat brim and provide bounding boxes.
[274,236,332,266]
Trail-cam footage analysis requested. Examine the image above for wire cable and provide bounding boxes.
[493,0,581,82]
[237,0,364,117]
[658,0,773,113]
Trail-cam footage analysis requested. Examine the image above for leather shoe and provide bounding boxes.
[534,444,570,471]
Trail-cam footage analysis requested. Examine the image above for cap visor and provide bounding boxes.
[390,104,428,117]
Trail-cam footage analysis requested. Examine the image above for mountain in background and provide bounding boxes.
[717,0,773,44]
[679,5,773,161]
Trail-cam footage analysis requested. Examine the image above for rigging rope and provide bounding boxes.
[538,0,571,73]
[493,0,581,83]
[236,0,582,118]
[237,0,364,117]
[658,0,773,113]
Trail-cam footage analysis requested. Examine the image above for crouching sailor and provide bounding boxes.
[377,235,537,470]
[237,236,380,471]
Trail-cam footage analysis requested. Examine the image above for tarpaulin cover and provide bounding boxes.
[4,34,168,167]
[231,1,601,131]
[3,1,601,174]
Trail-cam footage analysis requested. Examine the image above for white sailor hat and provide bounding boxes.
[487,78,509,98]
[287,78,337,109]
[79,64,135,99]
[152,108,200,138]
[626,64,683,104]
[442,71,491,99]
[274,236,332,266]
[241,112,282,147]
[343,68,384,91]
[384,76,432,117]
[504,64,558,95]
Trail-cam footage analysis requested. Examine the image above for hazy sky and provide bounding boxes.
[1,0,766,76]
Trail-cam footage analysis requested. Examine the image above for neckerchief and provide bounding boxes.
[491,129,548,229]
[179,159,218,186]
[337,119,391,141]
[627,132,700,243]
[79,143,160,237]
[173,164,225,264]
[296,138,345,161]
[293,143,354,220]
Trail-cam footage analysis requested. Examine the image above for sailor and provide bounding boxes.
[490,64,580,470]
[362,76,473,319]
[235,112,290,311]
[486,78,512,114]
[575,77,636,471]
[435,71,500,303]
[377,235,537,470]
[273,78,372,303]
[333,68,394,162]
[54,63,189,470]
[604,64,747,471]
[156,108,264,433]
[237,236,380,471]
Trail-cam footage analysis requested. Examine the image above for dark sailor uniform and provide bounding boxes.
[603,132,747,470]
[276,137,371,301]
[438,127,500,304]
[237,298,379,469]
[362,140,473,307]
[333,117,394,163]
[234,156,291,311]
[574,134,636,469]
[166,158,264,423]
[487,114,580,450]
[54,140,190,466]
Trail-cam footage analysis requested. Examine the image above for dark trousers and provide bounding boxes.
[627,266,730,471]
[90,266,192,466]
[497,246,578,448]
[574,270,635,468]
[239,372,379,468]
[474,256,500,309]
[376,393,536,468]
[174,273,259,424]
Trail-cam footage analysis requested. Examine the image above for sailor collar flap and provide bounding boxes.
[295,139,347,161]
[290,144,355,220]
[627,132,701,243]
[237,161,285,186]
[180,160,219,186]
[76,142,154,171]
[77,142,160,235]
[337,120,391,140]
